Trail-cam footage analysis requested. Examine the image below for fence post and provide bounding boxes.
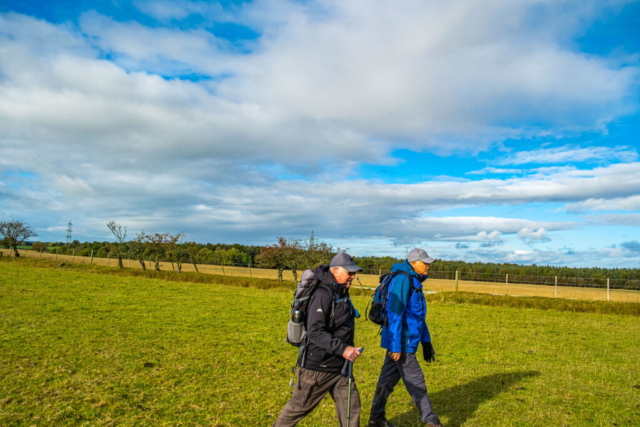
[72,250,75,262]
[379,268,382,277]
[40,248,43,259]
[128,252,131,268]
[505,274,509,296]
[108,254,110,266]
[249,262,252,278]
[221,263,226,276]
[90,250,94,264]
[55,252,58,261]
[607,278,610,302]
[455,270,459,292]
[555,276,558,298]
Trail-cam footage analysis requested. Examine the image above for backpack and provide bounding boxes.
[286,268,337,386]
[286,269,335,347]
[366,271,412,328]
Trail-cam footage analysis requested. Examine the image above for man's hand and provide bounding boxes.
[423,342,436,363]
[388,351,401,361]
[342,346,362,362]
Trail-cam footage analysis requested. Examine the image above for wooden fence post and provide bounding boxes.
[72,250,75,262]
[455,270,459,292]
[221,263,226,276]
[40,248,43,259]
[505,274,509,296]
[607,278,610,302]
[555,276,558,298]
[108,254,110,266]
[90,250,94,264]
[55,252,57,261]
[379,268,382,277]
[249,262,252,277]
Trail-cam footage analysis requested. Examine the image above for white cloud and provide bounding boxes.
[517,227,550,244]
[467,167,523,175]
[587,214,640,226]
[497,145,638,165]
[52,175,94,197]
[565,195,640,213]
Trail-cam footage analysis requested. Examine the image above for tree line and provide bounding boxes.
[1,219,639,288]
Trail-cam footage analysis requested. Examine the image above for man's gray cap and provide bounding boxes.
[407,248,435,264]
[330,252,363,272]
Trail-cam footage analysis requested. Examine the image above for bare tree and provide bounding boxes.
[145,232,167,271]
[185,242,204,273]
[131,231,148,271]
[106,221,127,269]
[164,232,186,273]
[0,219,38,258]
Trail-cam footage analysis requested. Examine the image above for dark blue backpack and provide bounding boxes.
[366,271,412,327]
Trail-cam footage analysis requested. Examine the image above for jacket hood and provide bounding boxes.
[391,260,427,282]
[314,264,336,286]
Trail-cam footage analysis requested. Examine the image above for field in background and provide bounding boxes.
[1,261,639,426]
[2,248,640,303]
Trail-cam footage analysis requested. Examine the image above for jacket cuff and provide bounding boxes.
[389,344,403,353]
[336,343,348,357]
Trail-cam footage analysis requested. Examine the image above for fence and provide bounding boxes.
[2,248,640,304]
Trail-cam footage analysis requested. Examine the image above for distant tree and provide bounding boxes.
[130,231,148,271]
[164,232,186,273]
[106,221,127,269]
[145,232,168,271]
[184,242,204,273]
[32,241,49,252]
[0,219,37,258]
[257,237,291,282]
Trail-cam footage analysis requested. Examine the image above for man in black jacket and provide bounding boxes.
[273,253,363,427]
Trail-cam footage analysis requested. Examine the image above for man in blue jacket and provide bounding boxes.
[368,248,442,427]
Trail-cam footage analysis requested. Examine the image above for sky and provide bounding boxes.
[1,0,639,267]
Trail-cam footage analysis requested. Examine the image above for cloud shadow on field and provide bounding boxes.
[389,371,540,427]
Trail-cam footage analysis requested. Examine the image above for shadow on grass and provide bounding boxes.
[389,371,540,427]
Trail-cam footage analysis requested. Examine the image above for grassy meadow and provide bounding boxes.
[1,258,640,426]
[4,248,640,303]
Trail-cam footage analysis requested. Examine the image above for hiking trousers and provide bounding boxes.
[370,352,440,425]
[273,367,361,427]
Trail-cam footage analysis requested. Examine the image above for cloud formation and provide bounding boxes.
[0,1,639,267]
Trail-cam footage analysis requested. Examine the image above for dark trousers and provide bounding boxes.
[370,352,440,425]
[273,367,361,427]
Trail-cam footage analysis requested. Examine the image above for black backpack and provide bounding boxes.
[366,271,412,328]
[287,269,335,347]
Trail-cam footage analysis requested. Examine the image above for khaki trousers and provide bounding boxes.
[273,367,361,427]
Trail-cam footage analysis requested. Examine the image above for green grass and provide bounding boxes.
[1,260,640,426]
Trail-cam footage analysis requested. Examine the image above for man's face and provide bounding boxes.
[331,267,356,287]
[410,260,430,275]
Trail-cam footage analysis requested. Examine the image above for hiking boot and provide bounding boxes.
[368,417,397,427]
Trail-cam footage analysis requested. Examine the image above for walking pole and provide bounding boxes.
[347,360,353,424]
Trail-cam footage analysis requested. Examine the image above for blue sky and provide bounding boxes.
[1,0,639,267]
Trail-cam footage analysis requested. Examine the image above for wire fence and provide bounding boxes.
[3,248,640,303]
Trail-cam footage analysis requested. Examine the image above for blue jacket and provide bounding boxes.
[380,260,431,353]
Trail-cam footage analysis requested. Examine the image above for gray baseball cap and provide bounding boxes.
[407,248,435,264]
[330,252,363,272]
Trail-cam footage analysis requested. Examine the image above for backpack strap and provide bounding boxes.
[316,283,337,329]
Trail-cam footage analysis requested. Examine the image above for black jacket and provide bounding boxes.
[303,265,356,373]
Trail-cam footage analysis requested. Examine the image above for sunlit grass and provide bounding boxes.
[1,261,639,426]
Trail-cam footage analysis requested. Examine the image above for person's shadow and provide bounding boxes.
[389,371,540,427]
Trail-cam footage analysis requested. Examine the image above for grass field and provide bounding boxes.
[4,248,640,303]
[1,259,639,426]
